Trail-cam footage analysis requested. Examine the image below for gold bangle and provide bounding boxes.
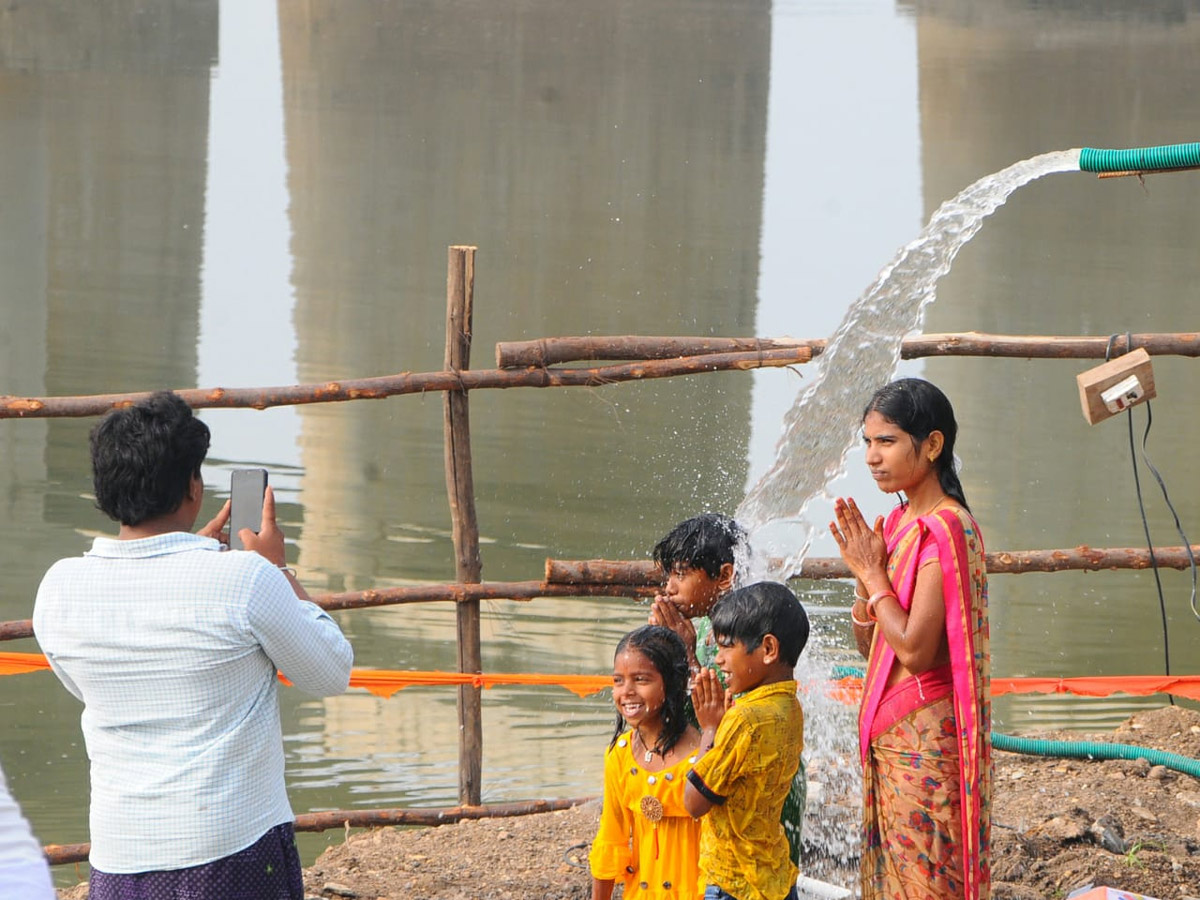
[851,608,872,627]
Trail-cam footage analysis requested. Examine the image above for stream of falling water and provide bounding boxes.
[734,149,1082,885]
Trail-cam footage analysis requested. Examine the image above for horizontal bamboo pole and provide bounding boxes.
[42,797,594,866]
[0,619,32,641]
[317,581,647,611]
[0,582,653,642]
[497,336,807,367]
[546,545,1200,584]
[496,331,1200,368]
[5,546,1195,642]
[981,546,1200,574]
[0,348,812,420]
[8,332,1193,418]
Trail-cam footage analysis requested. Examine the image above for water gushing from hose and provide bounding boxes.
[734,149,1082,879]
[737,150,1081,576]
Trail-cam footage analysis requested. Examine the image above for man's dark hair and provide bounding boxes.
[652,513,746,580]
[90,392,211,527]
[710,581,809,667]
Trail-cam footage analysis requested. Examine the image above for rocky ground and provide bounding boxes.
[58,705,1200,900]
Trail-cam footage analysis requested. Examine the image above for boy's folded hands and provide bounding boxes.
[691,667,729,734]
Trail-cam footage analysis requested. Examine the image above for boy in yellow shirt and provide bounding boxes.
[684,581,808,900]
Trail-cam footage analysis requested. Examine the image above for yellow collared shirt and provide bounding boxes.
[689,680,803,900]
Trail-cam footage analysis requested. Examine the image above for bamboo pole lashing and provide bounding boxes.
[495,331,1200,368]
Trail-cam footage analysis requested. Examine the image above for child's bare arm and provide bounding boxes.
[591,877,615,900]
[683,775,713,818]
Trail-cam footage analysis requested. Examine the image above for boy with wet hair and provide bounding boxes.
[649,513,744,675]
[653,512,743,588]
[684,582,808,900]
[648,514,806,866]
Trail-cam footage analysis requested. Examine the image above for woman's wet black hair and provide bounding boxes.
[90,391,211,527]
[863,377,969,511]
[608,625,691,754]
[709,581,809,668]
[652,513,747,580]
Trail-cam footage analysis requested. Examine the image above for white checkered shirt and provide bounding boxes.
[32,532,353,873]
[0,760,54,898]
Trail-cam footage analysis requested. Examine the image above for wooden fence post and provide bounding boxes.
[444,245,483,805]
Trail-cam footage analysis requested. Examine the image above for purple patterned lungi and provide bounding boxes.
[88,822,303,900]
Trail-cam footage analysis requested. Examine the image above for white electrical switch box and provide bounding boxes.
[1099,374,1144,414]
[1077,347,1156,425]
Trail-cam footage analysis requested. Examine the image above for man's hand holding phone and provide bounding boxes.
[224,468,287,567]
[235,485,286,566]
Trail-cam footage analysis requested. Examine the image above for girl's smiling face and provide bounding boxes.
[611,647,665,729]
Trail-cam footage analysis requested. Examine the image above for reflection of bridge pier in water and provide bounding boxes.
[275,0,774,782]
[0,0,217,589]
[277,1,773,587]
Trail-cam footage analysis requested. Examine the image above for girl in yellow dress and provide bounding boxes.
[590,625,703,900]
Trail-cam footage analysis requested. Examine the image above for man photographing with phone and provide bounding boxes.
[32,391,352,900]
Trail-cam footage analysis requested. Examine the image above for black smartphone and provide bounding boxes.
[229,468,268,550]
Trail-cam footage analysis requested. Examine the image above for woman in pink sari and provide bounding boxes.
[829,378,990,900]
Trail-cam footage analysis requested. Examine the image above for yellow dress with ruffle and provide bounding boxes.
[588,732,702,900]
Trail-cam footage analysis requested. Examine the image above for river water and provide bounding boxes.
[1,0,1198,876]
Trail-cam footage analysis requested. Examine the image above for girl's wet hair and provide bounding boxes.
[863,377,969,511]
[608,625,691,754]
[652,513,747,580]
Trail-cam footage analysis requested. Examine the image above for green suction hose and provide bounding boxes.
[1079,141,1200,173]
[991,732,1200,779]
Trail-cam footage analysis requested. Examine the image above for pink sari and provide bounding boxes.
[858,506,991,900]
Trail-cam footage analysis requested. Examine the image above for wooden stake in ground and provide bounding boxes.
[444,245,483,806]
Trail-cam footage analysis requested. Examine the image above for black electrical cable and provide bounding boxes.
[1133,404,1199,623]
[1104,333,1199,704]
[1124,398,1173,684]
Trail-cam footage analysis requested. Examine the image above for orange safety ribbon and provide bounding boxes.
[0,651,610,699]
[0,652,50,676]
[4,652,1199,702]
[317,669,612,699]
[991,675,1200,703]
